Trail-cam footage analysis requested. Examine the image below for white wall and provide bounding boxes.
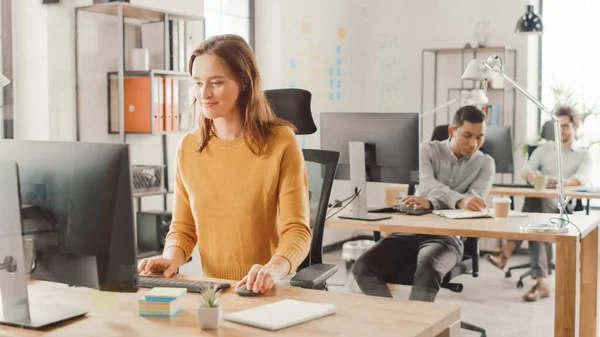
[255,0,540,245]
[12,0,51,140]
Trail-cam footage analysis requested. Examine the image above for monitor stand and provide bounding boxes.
[339,141,391,221]
[0,162,88,329]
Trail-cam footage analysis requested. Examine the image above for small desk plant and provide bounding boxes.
[196,285,223,330]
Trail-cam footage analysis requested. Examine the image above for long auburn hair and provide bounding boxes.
[188,34,294,154]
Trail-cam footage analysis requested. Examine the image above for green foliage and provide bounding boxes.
[199,285,222,308]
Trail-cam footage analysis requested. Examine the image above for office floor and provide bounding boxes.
[324,249,554,337]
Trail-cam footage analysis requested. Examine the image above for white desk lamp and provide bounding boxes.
[421,89,489,119]
[462,56,569,233]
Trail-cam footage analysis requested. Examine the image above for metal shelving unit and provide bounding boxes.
[74,2,204,211]
[420,46,517,142]
[420,46,518,183]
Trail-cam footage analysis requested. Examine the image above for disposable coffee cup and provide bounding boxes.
[492,197,511,219]
[533,175,548,190]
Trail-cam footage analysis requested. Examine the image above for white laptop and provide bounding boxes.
[223,299,336,331]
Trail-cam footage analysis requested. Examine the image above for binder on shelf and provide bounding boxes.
[172,79,180,131]
[164,78,173,131]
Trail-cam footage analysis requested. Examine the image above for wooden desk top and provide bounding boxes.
[384,184,600,200]
[327,212,599,244]
[488,186,600,199]
[1,278,460,337]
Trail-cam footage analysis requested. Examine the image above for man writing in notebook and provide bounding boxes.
[352,106,495,302]
[485,105,590,301]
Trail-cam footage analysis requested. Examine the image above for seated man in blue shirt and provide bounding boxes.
[352,106,495,302]
[485,105,590,301]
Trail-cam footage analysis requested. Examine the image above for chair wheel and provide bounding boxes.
[505,271,512,278]
[517,280,524,288]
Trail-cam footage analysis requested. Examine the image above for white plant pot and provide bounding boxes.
[196,305,221,330]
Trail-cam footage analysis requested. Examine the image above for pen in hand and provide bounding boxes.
[470,189,488,210]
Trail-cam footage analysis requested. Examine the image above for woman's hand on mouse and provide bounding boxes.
[236,256,291,293]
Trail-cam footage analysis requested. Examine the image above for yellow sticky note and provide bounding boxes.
[89,288,119,311]
[301,22,310,33]
[338,28,346,39]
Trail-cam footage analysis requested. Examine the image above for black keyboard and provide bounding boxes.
[392,203,433,215]
[369,204,432,216]
[493,183,531,188]
[139,276,231,293]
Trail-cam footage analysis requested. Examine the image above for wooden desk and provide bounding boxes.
[385,184,600,215]
[327,212,599,337]
[0,278,460,337]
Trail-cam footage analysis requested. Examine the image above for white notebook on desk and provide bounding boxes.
[223,299,336,331]
[433,209,528,219]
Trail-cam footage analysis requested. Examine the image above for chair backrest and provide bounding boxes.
[541,120,554,141]
[431,125,450,141]
[298,149,340,270]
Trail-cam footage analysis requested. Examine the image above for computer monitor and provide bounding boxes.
[479,125,514,174]
[0,140,138,329]
[320,112,420,221]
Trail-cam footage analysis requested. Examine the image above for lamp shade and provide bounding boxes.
[515,5,544,35]
[466,89,489,106]
[461,59,492,81]
[0,74,10,88]
[265,88,317,135]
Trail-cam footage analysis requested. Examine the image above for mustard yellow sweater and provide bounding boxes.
[164,125,312,280]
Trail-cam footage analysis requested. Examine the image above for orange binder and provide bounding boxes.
[123,77,151,133]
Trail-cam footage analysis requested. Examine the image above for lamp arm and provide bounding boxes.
[482,63,557,122]
[483,62,567,222]
[421,99,459,118]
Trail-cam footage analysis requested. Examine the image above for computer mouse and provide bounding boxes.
[235,284,264,297]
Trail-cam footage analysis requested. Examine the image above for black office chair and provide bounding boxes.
[290,149,341,290]
[426,124,486,336]
[265,88,340,290]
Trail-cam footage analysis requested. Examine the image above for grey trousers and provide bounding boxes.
[351,234,463,302]
[507,197,568,278]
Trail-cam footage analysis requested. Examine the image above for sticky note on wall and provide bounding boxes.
[338,28,346,39]
[301,22,310,33]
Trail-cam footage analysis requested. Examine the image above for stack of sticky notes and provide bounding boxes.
[138,287,187,317]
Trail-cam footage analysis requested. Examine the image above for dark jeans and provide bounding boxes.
[352,234,463,302]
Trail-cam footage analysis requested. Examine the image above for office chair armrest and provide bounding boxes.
[290,263,339,290]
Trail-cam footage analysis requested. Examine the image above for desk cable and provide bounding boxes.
[550,204,582,241]
[326,188,361,221]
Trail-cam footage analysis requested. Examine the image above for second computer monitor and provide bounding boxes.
[320,112,420,184]
[480,125,514,174]
[0,140,138,293]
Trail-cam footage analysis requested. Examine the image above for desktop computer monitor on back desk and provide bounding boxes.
[320,112,420,221]
[0,140,138,329]
[480,125,514,174]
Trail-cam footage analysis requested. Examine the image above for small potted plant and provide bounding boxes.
[196,285,222,330]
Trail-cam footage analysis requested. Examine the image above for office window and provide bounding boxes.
[541,0,600,189]
[204,0,252,47]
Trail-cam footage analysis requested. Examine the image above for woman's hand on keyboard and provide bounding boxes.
[138,247,186,277]
[400,196,432,210]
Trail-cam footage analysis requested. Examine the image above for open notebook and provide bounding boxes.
[433,209,528,219]
[223,299,336,331]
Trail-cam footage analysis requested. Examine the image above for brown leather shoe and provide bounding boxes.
[485,252,507,270]
[523,279,550,302]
